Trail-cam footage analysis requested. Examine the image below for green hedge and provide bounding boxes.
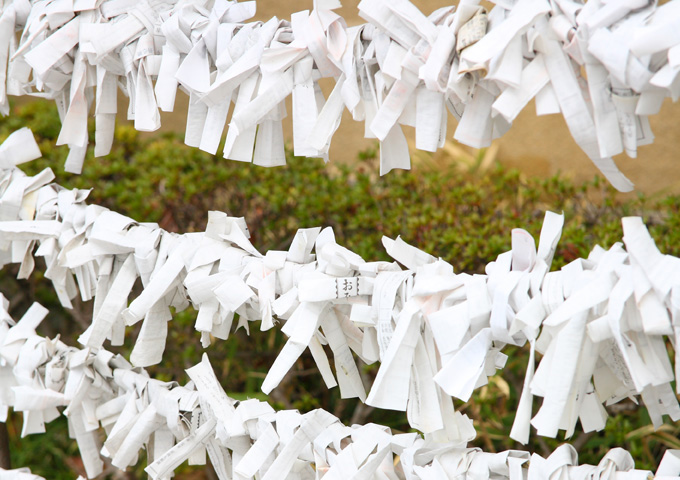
[1,100,679,479]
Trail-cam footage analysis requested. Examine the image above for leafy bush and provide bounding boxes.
[1,100,679,478]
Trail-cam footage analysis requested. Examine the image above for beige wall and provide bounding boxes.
[493,99,680,197]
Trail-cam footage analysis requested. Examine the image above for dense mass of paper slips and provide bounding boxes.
[2,0,679,190]
[1,128,680,477]
[1,296,679,479]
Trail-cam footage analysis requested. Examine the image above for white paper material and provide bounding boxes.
[4,0,680,190]
[2,66,680,478]
[0,257,677,480]
[4,138,680,451]
[0,303,668,480]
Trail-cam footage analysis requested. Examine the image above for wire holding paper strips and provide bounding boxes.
[0,0,679,190]
[1,129,680,478]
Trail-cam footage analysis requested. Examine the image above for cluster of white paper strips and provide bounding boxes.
[1,127,680,478]
[2,0,680,189]
[2,299,680,480]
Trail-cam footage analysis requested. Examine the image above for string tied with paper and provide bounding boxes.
[1,128,679,460]
[2,0,680,190]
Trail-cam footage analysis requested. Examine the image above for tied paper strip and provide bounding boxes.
[2,0,680,189]
[1,129,680,448]
[1,296,680,479]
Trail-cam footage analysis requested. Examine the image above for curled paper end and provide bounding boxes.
[597,159,636,193]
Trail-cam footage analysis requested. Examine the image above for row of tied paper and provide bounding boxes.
[1,127,679,448]
[2,295,680,479]
[2,0,680,190]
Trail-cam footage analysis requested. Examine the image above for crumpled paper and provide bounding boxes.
[1,294,680,479]
[1,128,679,455]
[1,0,679,190]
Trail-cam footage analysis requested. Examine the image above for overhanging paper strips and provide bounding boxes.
[1,129,680,479]
[2,0,680,189]
[2,298,679,479]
